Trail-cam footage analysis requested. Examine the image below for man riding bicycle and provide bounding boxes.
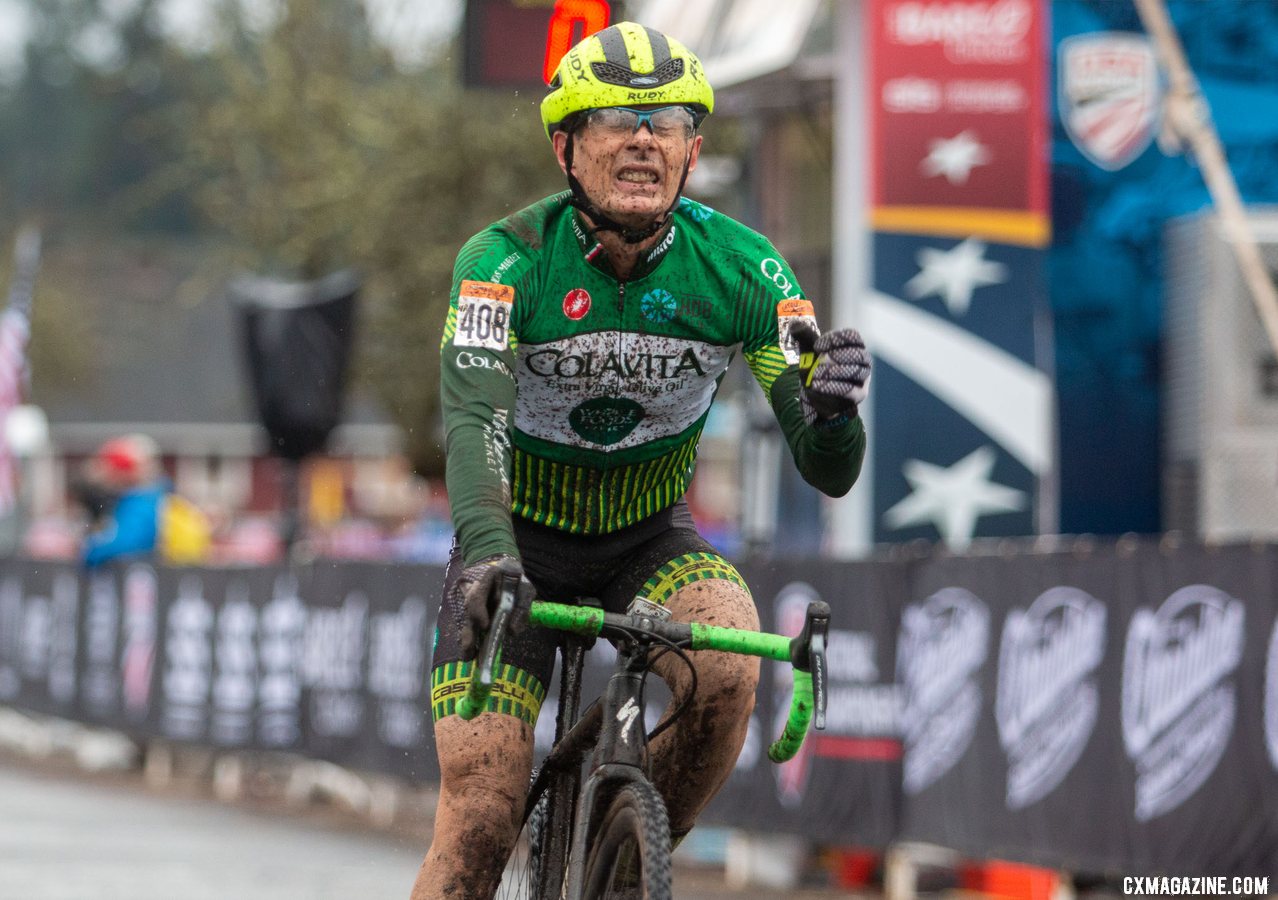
[414,22,871,899]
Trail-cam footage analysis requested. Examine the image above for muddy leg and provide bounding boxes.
[410,714,533,900]
[648,579,760,834]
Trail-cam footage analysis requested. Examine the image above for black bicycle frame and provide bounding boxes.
[560,634,654,896]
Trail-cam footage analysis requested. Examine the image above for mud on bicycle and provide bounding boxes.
[456,559,830,899]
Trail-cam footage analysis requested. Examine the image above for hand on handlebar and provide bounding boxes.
[454,554,535,661]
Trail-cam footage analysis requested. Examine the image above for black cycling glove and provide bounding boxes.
[453,554,534,661]
[791,321,873,425]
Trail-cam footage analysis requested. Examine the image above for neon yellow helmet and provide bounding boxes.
[541,22,714,140]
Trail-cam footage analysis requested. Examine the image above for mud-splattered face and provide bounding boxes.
[554,108,702,228]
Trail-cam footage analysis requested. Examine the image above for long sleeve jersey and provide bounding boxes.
[440,193,866,565]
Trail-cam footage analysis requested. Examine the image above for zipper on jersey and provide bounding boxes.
[615,281,627,374]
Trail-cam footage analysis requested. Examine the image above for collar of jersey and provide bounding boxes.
[569,209,677,282]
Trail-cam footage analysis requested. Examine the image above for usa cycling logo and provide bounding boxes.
[563,288,591,321]
[641,289,677,324]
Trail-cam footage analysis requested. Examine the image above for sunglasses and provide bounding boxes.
[583,106,699,141]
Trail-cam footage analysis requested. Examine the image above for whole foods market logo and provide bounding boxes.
[1122,585,1244,821]
[640,289,677,323]
[568,397,645,445]
[996,587,1105,809]
[898,587,989,794]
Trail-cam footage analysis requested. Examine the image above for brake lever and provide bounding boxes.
[477,559,523,686]
[460,558,523,720]
[789,601,830,731]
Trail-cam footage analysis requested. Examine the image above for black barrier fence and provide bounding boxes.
[1,544,1277,877]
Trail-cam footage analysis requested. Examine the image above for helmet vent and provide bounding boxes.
[591,57,684,89]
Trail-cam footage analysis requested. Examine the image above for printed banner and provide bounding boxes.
[868,0,1054,547]
[3,549,1278,876]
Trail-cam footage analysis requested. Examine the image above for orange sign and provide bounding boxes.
[543,0,611,84]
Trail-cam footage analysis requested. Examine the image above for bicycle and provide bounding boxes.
[457,559,830,899]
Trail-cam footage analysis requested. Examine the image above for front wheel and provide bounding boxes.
[580,781,672,900]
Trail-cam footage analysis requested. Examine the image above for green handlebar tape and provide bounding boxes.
[690,622,792,661]
[528,601,605,635]
[768,670,815,763]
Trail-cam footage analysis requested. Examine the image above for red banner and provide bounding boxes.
[869,0,1049,246]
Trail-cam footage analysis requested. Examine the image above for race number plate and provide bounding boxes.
[455,280,514,351]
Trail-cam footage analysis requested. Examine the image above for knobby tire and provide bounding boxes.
[496,766,578,900]
[580,781,672,900]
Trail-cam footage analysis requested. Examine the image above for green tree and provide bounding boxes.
[169,0,562,475]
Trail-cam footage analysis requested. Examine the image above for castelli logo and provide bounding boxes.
[563,288,591,320]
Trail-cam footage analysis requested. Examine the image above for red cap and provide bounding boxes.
[95,435,157,481]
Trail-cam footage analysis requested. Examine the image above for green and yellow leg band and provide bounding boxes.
[430,660,547,726]
[640,551,749,606]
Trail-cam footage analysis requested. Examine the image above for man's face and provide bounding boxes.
[554,106,702,227]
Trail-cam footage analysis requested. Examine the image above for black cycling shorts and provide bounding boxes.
[430,500,748,725]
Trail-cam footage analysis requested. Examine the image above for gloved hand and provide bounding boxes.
[790,321,872,424]
[453,554,534,661]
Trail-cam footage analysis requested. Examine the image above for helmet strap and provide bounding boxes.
[563,132,693,246]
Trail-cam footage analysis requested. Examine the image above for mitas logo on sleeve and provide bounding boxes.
[454,280,514,351]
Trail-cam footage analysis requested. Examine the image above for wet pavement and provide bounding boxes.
[0,755,867,899]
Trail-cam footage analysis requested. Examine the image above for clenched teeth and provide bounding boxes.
[618,171,658,184]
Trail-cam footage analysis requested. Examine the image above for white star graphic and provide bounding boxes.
[920,130,991,184]
[883,446,1026,551]
[904,237,1009,316]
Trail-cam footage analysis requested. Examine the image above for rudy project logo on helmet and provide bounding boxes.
[563,288,592,320]
[541,22,714,140]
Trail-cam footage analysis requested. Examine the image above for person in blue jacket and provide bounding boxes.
[81,434,169,568]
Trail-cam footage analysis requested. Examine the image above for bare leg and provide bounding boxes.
[648,579,760,834]
[410,713,534,900]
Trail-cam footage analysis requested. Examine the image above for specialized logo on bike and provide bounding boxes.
[616,697,641,744]
[1122,585,1243,821]
[568,397,645,445]
[640,289,677,324]
[563,288,592,321]
[996,587,1105,809]
[515,333,733,450]
[897,587,989,795]
[454,280,514,351]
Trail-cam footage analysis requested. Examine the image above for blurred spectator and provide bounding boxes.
[80,434,212,567]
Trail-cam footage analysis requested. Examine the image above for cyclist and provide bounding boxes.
[415,21,871,898]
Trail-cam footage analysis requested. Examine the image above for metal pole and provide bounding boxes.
[828,0,873,558]
[1132,0,1278,360]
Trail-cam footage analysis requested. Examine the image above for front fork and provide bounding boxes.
[561,641,651,896]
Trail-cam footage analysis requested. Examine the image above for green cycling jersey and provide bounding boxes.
[440,192,866,565]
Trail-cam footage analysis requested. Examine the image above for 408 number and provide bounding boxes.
[458,301,510,347]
